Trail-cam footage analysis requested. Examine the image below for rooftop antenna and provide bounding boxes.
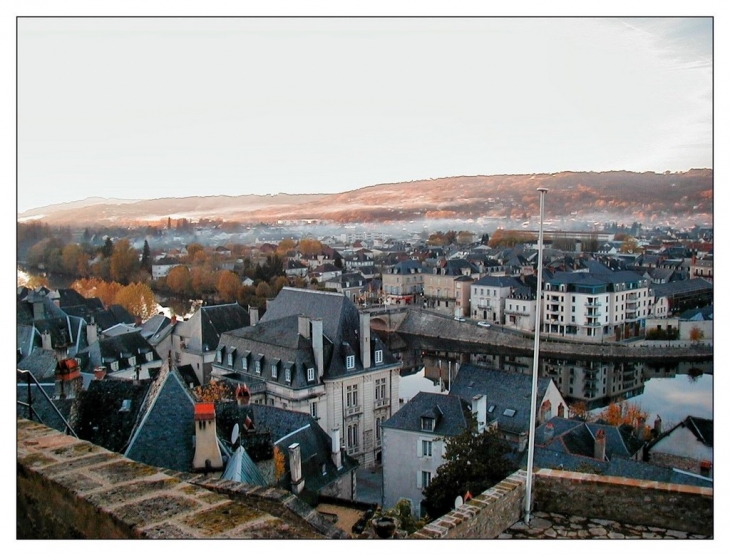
[524,187,548,526]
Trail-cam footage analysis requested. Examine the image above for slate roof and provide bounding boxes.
[16,383,75,434]
[382,391,471,437]
[17,349,58,382]
[71,379,152,453]
[176,303,251,353]
[138,314,171,340]
[78,332,160,373]
[33,317,74,349]
[177,364,200,388]
[449,364,552,436]
[471,275,523,288]
[388,260,423,274]
[17,324,39,358]
[125,369,197,473]
[649,415,713,450]
[535,418,645,460]
[679,305,713,321]
[55,288,88,308]
[221,446,268,486]
[651,278,713,298]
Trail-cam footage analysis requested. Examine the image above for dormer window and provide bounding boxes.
[145,351,153,362]
[216,348,223,364]
[346,355,355,370]
[255,360,261,374]
[119,399,132,412]
[285,368,291,383]
[421,417,435,431]
[110,361,119,372]
[271,363,278,379]
[307,367,315,382]
[227,349,236,367]
[375,350,383,364]
[128,355,136,367]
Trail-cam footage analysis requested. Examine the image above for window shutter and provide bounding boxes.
[416,470,422,489]
[416,438,422,457]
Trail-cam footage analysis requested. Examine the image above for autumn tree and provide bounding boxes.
[110,239,139,284]
[193,380,235,402]
[186,243,205,261]
[271,275,289,296]
[596,400,648,434]
[276,238,296,256]
[569,401,589,421]
[166,265,192,295]
[255,281,272,299]
[456,231,474,245]
[298,238,322,256]
[488,229,537,248]
[61,243,86,276]
[619,237,639,254]
[191,266,216,295]
[421,426,516,520]
[114,282,158,320]
[273,446,287,482]
[71,277,122,307]
[216,270,241,302]
[689,326,705,343]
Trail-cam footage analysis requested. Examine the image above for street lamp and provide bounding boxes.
[524,187,548,525]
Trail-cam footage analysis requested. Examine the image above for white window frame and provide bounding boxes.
[285,368,291,383]
[375,350,383,364]
[227,352,234,366]
[420,439,433,458]
[110,361,119,372]
[346,355,355,370]
[242,357,248,371]
[307,367,315,382]
[145,351,153,362]
[255,360,261,374]
[271,364,278,379]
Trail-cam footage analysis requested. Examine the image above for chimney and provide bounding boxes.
[289,443,305,495]
[472,394,487,433]
[699,460,712,478]
[93,367,106,381]
[249,306,259,326]
[135,316,142,327]
[518,431,528,452]
[192,403,224,472]
[594,429,606,461]
[86,322,98,346]
[298,315,311,339]
[557,403,565,418]
[654,415,662,435]
[311,318,324,379]
[331,428,342,469]
[359,312,371,370]
[41,330,53,351]
[635,416,646,438]
[543,422,555,443]
[55,358,82,400]
[171,315,177,326]
[236,384,250,406]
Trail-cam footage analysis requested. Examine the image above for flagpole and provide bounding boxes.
[524,187,547,525]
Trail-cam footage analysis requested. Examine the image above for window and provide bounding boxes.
[376,416,383,440]
[227,351,234,366]
[310,402,318,419]
[242,356,248,371]
[347,423,359,449]
[375,378,386,400]
[346,355,355,370]
[419,471,432,489]
[421,417,434,431]
[285,368,291,383]
[271,364,278,379]
[375,350,383,364]
[145,351,153,362]
[346,385,359,407]
[421,439,432,457]
[128,355,136,367]
[255,360,261,374]
[216,349,223,364]
[110,361,119,372]
[307,367,315,382]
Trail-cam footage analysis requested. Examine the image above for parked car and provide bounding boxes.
[454,316,466,322]
[477,321,491,328]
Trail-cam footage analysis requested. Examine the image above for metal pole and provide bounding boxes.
[524,187,547,525]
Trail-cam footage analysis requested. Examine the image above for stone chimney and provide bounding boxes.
[289,443,305,495]
[472,394,487,433]
[41,330,53,351]
[518,431,528,452]
[543,422,555,443]
[192,403,224,472]
[93,367,106,381]
[654,415,662,435]
[249,306,259,326]
[298,315,310,339]
[311,318,324,379]
[331,428,342,469]
[86,321,99,346]
[359,312,371,370]
[594,429,606,461]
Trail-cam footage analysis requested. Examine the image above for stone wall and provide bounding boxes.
[410,468,712,539]
[533,468,713,536]
[17,418,345,539]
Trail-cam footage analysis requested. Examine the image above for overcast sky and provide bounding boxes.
[17,16,712,213]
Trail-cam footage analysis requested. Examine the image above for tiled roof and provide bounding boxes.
[78,331,160,373]
[221,446,268,486]
[382,391,471,437]
[535,418,644,460]
[471,275,523,288]
[651,278,713,298]
[449,364,552,436]
[72,379,152,453]
[16,383,75,434]
[17,324,38,357]
[125,370,197,473]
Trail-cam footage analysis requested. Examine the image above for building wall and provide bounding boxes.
[651,426,713,462]
[382,427,447,517]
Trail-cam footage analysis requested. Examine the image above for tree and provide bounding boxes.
[421,426,516,520]
[186,243,205,261]
[110,239,139,284]
[216,271,241,302]
[298,238,322,256]
[193,380,235,403]
[689,326,705,343]
[166,265,192,295]
[61,243,85,276]
[101,237,114,258]
[255,281,272,299]
[114,282,158,320]
[595,400,648,430]
[140,240,152,273]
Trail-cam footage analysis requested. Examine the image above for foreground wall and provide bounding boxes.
[17,418,345,539]
[411,468,712,539]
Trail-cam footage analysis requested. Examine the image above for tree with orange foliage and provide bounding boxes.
[569,401,589,421]
[193,380,235,403]
[596,400,649,438]
[273,446,287,482]
[488,229,537,248]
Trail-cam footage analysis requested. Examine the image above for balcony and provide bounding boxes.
[584,300,602,307]
[345,405,362,417]
[584,310,602,317]
[374,398,390,409]
[585,320,602,328]
[505,306,531,316]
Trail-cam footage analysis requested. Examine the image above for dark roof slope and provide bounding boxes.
[17,349,58,382]
[16,383,74,434]
[71,379,152,453]
[199,303,251,352]
[382,392,471,437]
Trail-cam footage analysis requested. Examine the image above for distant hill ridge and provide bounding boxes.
[18,169,712,226]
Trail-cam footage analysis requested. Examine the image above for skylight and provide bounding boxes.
[503,408,516,417]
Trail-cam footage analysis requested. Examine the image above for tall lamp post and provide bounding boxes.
[524,187,548,525]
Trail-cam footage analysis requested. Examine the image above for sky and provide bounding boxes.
[15,15,713,213]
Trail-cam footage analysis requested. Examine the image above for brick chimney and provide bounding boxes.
[93,367,106,381]
[55,358,82,399]
[298,315,310,339]
[654,415,662,435]
[289,443,305,495]
[192,403,224,472]
[472,394,487,433]
[236,384,250,406]
[543,422,555,443]
[331,428,342,469]
[594,429,606,461]
[699,460,712,478]
[359,312,371,370]
[311,318,324,379]
[249,306,259,326]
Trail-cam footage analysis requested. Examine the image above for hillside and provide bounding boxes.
[17,170,712,227]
